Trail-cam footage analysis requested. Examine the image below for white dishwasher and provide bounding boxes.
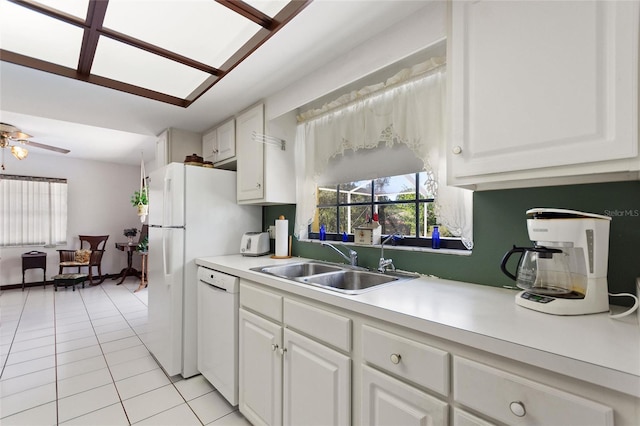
[197,266,239,406]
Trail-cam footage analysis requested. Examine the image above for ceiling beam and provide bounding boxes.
[0,49,187,108]
[78,0,109,75]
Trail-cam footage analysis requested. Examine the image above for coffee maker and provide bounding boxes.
[500,208,611,315]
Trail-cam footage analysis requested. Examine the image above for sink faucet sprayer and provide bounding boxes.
[378,234,404,273]
[321,242,358,267]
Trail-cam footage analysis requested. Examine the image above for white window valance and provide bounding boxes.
[298,57,446,178]
[294,57,473,249]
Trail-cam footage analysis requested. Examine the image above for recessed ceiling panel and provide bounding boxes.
[103,0,261,68]
[34,0,89,19]
[0,0,311,106]
[245,0,289,17]
[92,37,209,99]
[0,0,83,68]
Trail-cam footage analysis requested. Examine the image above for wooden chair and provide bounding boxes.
[58,235,109,285]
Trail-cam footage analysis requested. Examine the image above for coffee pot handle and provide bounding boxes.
[500,245,526,281]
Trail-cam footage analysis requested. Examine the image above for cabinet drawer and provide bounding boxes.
[362,364,448,426]
[240,281,282,322]
[453,356,614,426]
[362,325,449,396]
[452,408,496,426]
[283,298,351,352]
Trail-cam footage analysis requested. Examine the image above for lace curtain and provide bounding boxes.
[294,58,473,248]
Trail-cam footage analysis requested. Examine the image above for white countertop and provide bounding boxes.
[196,254,640,398]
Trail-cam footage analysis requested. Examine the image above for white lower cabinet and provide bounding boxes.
[362,365,448,426]
[238,278,632,426]
[239,309,282,426]
[452,408,496,426]
[453,356,614,426]
[283,329,350,426]
[239,280,351,426]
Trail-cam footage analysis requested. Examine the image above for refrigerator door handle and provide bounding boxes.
[162,229,170,281]
[163,175,171,227]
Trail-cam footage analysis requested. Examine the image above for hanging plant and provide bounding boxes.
[130,187,149,207]
[134,157,149,223]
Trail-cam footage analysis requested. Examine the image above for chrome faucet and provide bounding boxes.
[378,234,403,273]
[321,242,358,267]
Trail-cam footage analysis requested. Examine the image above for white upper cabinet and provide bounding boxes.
[202,128,216,162]
[156,128,202,170]
[215,119,236,163]
[235,104,296,205]
[203,118,236,166]
[448,0,639,189]
[236,103,265,202]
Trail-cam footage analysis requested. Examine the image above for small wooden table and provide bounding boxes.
[22,251,47,291]
[113,242,140,285]
[134,251,148,293]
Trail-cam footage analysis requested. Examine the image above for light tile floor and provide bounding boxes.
[0,277,251,426]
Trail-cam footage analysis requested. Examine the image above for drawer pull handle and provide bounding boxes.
[279,347,287,356]
[509,401,526,417]
[390,353,402,364]
[271,344,278,352]
[452,145,463,155]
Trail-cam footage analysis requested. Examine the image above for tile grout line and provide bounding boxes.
[2,280,232,425]
[53,285,60,425]
[76,280,134,426]
[97,280,208,425]
[0,289,28,380]
[1,288,59,422]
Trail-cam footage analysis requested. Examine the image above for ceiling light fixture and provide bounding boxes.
[0,123,70,170]
[10,144,28,160]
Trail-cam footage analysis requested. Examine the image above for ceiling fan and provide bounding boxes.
[0,123,70,170]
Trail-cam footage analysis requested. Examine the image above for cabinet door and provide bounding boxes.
[361,365,448,426]
[155,130,168,168]
[449,1,639,184]
[239,309,282,426]
[283,329,350,426]
[236,104,264,201]
[216,118,236,163]
[452,408,496,426]
[202,129,216,162]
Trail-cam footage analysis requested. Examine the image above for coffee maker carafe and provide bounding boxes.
[500,208,611,315]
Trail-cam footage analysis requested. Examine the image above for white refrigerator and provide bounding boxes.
[147,162,261,378]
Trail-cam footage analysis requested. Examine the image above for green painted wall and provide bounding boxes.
[263,181,640,299]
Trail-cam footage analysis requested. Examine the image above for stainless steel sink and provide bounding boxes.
[256,262,343,278]
[251,261,417,295]
[300,270,398,294]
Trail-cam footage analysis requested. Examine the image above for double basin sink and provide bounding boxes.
[251,261,418,295]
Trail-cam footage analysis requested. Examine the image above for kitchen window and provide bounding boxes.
[0,174,68,247]
[294,56,474,250]
[310,172,468,250]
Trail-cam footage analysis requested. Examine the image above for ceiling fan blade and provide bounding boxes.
[0,123,19,134]
[20,139,70,154]
[10,131,32,139]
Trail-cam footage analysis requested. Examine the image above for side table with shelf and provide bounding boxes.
[22,251,47,291]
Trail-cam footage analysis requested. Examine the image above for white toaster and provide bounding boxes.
[240,232,270,256]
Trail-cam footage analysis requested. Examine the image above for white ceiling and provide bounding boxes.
[0,1,432,166]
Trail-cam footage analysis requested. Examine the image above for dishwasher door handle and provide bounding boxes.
[199,280,227,292]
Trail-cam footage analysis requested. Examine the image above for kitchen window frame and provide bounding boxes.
[311,174,468,250]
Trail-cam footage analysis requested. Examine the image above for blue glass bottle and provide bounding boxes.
[431,226,440,249]
[319,224,326,241]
